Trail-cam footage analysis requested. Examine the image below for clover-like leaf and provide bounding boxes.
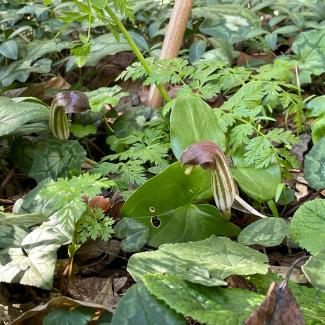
[290,199,325,255]
[127,236,268,286]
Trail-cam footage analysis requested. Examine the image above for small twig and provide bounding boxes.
[280,256,310,290]
[284,189,322,217]
[0,169,15,191]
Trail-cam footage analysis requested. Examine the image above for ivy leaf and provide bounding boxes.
[127,236,268,286]
[304,137,325,190]
[238,218,289,247]
[111,283,186,325]
[290,199,325,255]
[28,139,86,182]
[143,274,264,325]
[302,249,325,292]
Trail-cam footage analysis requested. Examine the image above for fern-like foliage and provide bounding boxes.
[75,207,114,244]
[110,0,134,21]
[39,173,114,230]
[93,122,170,189]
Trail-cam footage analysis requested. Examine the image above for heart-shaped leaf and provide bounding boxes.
[28,139,86,182]
[122,162,239,247]
[127,236,268,286]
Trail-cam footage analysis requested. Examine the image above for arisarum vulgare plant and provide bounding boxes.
[181,141,267,219]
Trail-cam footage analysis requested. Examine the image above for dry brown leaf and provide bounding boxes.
[11,296,110,325]
[245,282,305,325]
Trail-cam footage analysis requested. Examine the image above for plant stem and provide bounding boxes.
[105,6,171,104]
[267,199,280,218]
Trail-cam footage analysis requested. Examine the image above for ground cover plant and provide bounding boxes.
[0,0,325,324]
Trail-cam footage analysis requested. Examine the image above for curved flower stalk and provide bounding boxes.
[181,141,266,219]
[49,91,89,140]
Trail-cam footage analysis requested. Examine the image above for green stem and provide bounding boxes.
[267,199,280,218]
[105,6,171,104]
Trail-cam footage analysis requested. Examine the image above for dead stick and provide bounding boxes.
[147,0,193,108]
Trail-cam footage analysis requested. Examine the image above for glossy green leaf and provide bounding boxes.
[302,249,325,292]
[248,273,325,324]
[304,138,325,190]
[0,40,18,60]
[143,274,264,325]
[128,236,268,286]
[290,199,325,255]
[0,97,49,137]
[111,283,186,325]
[114,218,149,253]
[170,95,226,159]
[238,218,288,247]
[231,164,281,202]
[28,139,86,182]
[122,162,240,247]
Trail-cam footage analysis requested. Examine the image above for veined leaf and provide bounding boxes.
[127,236,268,286]
[143,274,264,325]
